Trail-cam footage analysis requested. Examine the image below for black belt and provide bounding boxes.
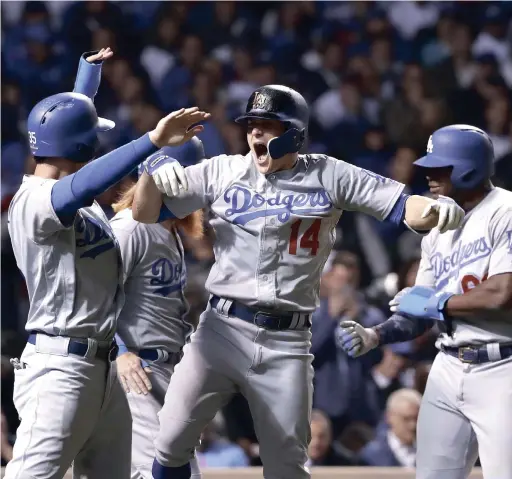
[210,295,311,331]
[138,349,181,364]
[442,344,512,364]
[28,333,118,362]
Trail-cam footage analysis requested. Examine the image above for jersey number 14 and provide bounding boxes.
[289,219,321,256]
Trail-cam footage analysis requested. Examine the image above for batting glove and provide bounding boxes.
[388,287,412,313]
[336,320,379,358]
[142,150,188,198]
[396,285,454,322]
[421,195,465,234]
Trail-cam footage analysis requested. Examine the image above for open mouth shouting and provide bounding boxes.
[253,142,269,164]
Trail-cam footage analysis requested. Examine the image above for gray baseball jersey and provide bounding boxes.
[110,208,193,352]
[163,153,405,312]
[414,186,512,479]
[415,186,512,346]
[8,175,124,339]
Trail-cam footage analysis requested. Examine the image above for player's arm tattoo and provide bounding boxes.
[445,273,512,319]
[372,314,435,345]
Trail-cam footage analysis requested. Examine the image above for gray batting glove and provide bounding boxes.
[143,153,188,198]
[388,287,412,313]
[421,195,465,233]
[337,320,379,358]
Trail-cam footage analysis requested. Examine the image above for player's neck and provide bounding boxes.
[33,158,83,179]
[458,184,492,212]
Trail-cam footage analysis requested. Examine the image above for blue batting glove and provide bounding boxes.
[396,286,454,321]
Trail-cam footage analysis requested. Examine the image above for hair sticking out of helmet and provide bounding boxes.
[235,85,309,159]
[414,124,495,190]
[27,92,115,163]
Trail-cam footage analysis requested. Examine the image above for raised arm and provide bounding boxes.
[73,48,113,100]
[51,108,208,227]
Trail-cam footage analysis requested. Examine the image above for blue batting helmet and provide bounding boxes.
[414,124,495,189]
[137,136,205,177]
[235,84,309,159]
[27,92,115,163]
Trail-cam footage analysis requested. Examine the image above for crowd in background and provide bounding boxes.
[2,0,512,469]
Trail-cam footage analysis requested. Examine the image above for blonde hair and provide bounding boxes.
[112,180,205,239]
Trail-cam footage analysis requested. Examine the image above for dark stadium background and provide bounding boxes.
[1,0,511,471]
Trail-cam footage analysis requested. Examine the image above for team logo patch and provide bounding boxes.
[252,92,269,110]
[150,258,186,297]
[223,185,332,225]
[426,135,433,153]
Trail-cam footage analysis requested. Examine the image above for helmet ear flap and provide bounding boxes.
[268,127,305,159]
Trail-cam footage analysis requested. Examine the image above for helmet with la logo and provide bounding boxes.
[414,124,495,189]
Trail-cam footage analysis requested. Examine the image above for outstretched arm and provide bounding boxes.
[73,48,113,99]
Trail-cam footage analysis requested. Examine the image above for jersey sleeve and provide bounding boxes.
[111,220,145,283]
[327,157,405,220]
[162,155,229,219]
[9,179,71,244]
[488,207,512,277]
[415,236,436,287]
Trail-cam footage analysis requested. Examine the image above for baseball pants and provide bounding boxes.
[416,349,512,479]
[125,358,200,479]
[5,337,132,479]
[154,304,314,479]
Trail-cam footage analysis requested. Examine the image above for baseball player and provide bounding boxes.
[5,42,209,479]
[338,125,512,479]
[111,139,205,479]
[131,85,465,479]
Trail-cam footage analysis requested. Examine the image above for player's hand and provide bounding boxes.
[388,287,412,313]
[142,149,188,197]
[336,320,379,358]
[149,107,210,149]
[86,47,114,63]
[421,195,465,234]
[395,285,454,321]
[116,352,152,395]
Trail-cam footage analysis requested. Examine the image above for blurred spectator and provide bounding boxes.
[359,388,421,467]
[306,410,355,467]
[196,421,250,468]
[2,1,512,468]
[312,251,386,436]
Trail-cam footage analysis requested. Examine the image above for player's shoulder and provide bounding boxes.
[9,175,57,215]
[302,153,338,169]
[199,153,250,172]
[485,187,512,228]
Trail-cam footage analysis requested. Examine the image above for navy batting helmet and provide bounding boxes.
[137,136,205,177]
[27,92,115,163]
[235,85,309,159]
[414,124,495,189]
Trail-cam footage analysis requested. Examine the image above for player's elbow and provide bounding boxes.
[486,274,512,311]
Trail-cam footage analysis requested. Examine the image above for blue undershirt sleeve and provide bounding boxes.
[373,313,435,344]
[73,51,102,99]
[386,193,409,225]
[51,134,158,224]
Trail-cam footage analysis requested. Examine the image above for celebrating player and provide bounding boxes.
[111,139,205,479]
[5,45,209,479]
[338,125,512,479]
[132,85,465,479]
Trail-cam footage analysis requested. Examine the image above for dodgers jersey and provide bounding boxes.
[163,153,405,312]
[8,176,123,340]
[415,187,512,346]
[111,208,193,352]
